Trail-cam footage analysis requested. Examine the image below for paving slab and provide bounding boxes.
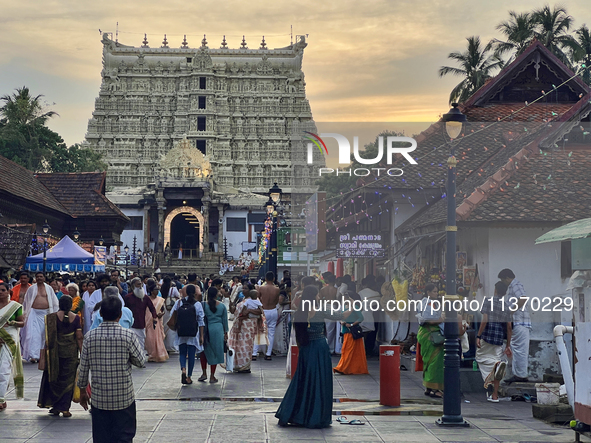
[3,355,591,442]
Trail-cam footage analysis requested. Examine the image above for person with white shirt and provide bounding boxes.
[499,268,531,383]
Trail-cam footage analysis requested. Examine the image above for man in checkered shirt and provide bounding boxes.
[499,268,531,383]
[78,296,146,443]
[476,281,513,402]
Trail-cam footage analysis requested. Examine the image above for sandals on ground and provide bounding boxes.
[198,374,207,382]
[430,390,443,398]
[210,377,218,383]
[62,411,72,417]
[186,377,193,385]
[336,416,365,425]
[181,372,187,384]
[264,356,272,361]
[252,356,257,361]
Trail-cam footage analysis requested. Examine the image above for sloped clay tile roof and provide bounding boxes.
[0,157,69,215]
[36,172,128,219]
[398,95,591,232]
[466,148,591,223]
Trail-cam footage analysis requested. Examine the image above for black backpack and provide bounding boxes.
[176,299,198,337]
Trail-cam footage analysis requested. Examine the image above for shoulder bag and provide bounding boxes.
[349,323,364,340]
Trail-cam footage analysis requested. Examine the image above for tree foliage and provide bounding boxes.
[441,6,591,102]
[0,86,105,172]
[439,36,504,105]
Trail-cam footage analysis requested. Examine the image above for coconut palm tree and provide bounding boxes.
[490,11,536,61]
[439,36,504,104]
[573,25,591,85]
[0,87,58,170]
[0,86,57,128]
[531,5,580,66]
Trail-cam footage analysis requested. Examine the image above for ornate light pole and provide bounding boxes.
[266,183,282,278]
[137,249,142,270]
[437,103,468,427]
[42,220,50,274]
[124,245,130,278]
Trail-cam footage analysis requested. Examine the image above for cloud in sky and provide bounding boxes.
[1,0,589,145]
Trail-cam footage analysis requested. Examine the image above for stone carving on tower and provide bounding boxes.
[85,34,322,195]
[160,136,212,180]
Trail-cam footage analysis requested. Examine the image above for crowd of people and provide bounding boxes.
[1,264,535,439]
[0,265,380,436]
[416,268,531,402]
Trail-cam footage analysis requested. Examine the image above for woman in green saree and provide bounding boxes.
[0,282,25,410]
[37,295,83,417]
[417,284,444,398]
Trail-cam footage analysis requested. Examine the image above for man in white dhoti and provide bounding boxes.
[20,272,59,362]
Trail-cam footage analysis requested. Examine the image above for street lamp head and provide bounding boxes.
[124,245,129,254]
[99,236,104,246]
[137,249,142,256]
[269,182,282,204]
[73,228,80,241]
[265,197,275,214]
[42,220,50,235]
[442,103,467,140]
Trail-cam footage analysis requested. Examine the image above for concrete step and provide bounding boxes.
[400,354,489,394]
[532,403,573,423]
[498,382,538,398]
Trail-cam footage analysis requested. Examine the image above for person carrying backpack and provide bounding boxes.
[169,285,205,384]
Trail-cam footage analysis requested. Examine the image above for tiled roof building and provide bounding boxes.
[0,156,128,268]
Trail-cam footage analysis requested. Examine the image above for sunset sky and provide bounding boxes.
[1,0,589,146]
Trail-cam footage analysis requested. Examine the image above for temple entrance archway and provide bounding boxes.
[164,206,205,254]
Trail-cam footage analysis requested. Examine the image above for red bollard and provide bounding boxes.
[379,345,400,406]
[290,345,299,379]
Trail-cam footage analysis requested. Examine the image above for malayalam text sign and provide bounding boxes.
[337,233,385,258]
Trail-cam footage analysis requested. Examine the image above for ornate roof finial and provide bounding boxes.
[240,35,248,49]
[260,36,267,50]
[201,34,208,48]
[141,34,149,48]
[181,35,188,49]
[162,34,169,48]
[220,35,228,49]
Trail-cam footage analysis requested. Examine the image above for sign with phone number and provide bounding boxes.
[336,233,386,258]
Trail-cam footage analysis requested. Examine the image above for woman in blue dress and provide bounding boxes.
[275,285,353,428]
[200,287,228,383]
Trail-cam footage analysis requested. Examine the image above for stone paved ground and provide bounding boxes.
[1,354,589,442]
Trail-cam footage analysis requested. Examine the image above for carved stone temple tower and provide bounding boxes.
[84,33,322,265]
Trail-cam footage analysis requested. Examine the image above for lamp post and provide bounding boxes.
[266,183,282,279]
[437,103,468,427]
[73,228,80,243]
[137,249,142,270]
[143,252,148,271]
[124,245,130,278]
[42,220,50,274]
